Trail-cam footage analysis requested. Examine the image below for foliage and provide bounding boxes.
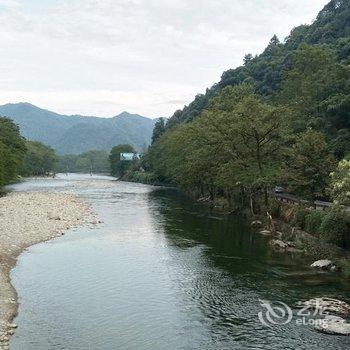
[149,84,290,210]
[290,207,309,229]
[278,44,350,133]
[21,141,58,176]
[305,210,327,234]
[329,159,350,206]
[58,150,110,174]
[164,0,350,128]
[319,206,349,246]
[0,117,26,187]
[146,1,350,210]
[124,170,159,184]
[151,118,166,144]
[109,144,135,177]
[282,129,335,199]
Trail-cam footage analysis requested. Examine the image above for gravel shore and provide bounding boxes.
[0,191,94,349]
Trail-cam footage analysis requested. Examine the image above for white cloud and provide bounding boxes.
[0,0,329,117]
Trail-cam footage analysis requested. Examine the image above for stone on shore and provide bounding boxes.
[302,297,350,317]
[310,259,334,270]
[270,239,288,249]
[315,315,350,335]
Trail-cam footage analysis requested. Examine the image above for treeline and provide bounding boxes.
[58,150,110,174]
[143,0,350,213]
[0,117,58,187]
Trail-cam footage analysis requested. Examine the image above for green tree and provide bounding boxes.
[150,84,290,209]
[0,117,26,186]
[197,84,291,205]
[21,141,58,176]
[109,144,135,177]
[57,150,110,174]
[151,118,166,144]
[283,129,335,199]
[58,154,79,173]
[279,44,350,132]
[329,159,350,205]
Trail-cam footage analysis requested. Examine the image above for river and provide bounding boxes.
[8,174,350,349]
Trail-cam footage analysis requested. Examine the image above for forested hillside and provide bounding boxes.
[0,103,156,154]
[148,0,350,212]
[166,0,350,127]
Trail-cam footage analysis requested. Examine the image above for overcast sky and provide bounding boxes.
[0,0,329,118]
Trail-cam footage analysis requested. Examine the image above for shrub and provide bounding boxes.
[290,207,309,229]
[268,199,281,218]
[319,207,348,247]
[305,210,326,234]
[124,170,159,184]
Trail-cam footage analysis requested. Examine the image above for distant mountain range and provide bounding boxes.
[0,103,157,154]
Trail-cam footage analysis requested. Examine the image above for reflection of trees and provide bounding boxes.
[146,188,350,348]
[148,188,268,271]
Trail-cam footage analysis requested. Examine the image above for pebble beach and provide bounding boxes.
[0,191,93,349]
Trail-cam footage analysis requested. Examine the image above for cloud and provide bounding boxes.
[0,0,329,117]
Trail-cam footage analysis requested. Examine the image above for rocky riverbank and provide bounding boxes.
[0,191,94,349]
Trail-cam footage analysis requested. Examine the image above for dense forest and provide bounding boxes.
[145,0,350,209]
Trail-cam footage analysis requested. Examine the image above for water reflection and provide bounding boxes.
[148,188,350,349]
[9,177,350,350]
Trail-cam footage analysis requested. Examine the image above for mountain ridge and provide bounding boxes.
[0,102,157,154]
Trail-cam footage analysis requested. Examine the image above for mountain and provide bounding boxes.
[166,0,350,127]
[0,103,157,154]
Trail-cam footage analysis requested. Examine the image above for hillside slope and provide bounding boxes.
[167,0,350,127]
[0,103,156,154]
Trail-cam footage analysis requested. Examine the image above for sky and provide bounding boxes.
[0,0,330,118]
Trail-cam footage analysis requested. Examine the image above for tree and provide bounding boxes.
[329,159,350,205]
[75,150,110,173]
[57,151,110,174]
[21,141,58,176]
[109,144,135,177]
[149,83,291,209]
[282,129,335,199]
[279,44,350,133]
[197,84,291,205]
[0,117,26,186]
[151,118,166,144]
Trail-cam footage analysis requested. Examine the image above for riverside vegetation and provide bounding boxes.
[112,0,350,258]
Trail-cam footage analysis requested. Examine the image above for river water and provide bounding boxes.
[8,174,350,349]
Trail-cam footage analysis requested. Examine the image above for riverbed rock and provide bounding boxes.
[270,239,288,249]
[310,259,334,270]
[302,297,350,317]
[314,315,350,335]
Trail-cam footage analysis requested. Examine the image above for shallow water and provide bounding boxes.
[8,174,350,349]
